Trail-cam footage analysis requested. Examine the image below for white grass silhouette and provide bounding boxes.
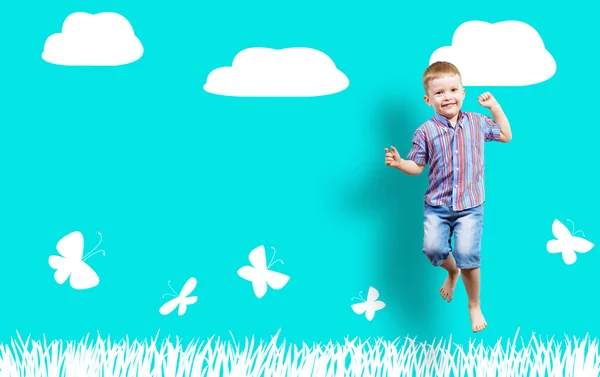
[0,329,598,376]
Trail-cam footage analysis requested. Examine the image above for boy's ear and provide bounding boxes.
[423,95,431,106]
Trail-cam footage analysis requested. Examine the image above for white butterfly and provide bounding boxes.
[237,245,290,298]
[159,277,198,316]
[351,286,386,321]
[546,218,594,265]
[48,231,105,290]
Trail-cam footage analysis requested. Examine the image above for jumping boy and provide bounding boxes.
[384,61,512,332]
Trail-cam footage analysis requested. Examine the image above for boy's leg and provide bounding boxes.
[461,267,485,332]
[422,203,460,302]
[439,253,461,302]
[452,204,487,332]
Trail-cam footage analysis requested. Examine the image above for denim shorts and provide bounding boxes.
[422,202,484,269]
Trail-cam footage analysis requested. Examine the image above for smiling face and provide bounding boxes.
[424,75,466,122]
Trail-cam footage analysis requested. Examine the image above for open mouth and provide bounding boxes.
[442,103,455,108]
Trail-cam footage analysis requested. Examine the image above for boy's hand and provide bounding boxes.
[478,92,499,109]
[384,146,402,168]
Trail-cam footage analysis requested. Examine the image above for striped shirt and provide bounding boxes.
[406,111,501,211]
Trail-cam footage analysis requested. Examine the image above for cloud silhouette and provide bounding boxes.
[203,47,349,97]
[429,20,556,86]
[42,12,144,66]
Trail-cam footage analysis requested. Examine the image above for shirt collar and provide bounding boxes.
[434,110,465,128]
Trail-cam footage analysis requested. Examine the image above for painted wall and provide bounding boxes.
[0,0,596,350]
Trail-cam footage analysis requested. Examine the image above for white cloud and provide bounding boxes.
[42,12,144,66]
[429,20,556,86]
[203,47,349,97]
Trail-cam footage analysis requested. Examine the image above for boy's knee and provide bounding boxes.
[423,244,448,266]
[453,248,480,269]
[454,221,483,268]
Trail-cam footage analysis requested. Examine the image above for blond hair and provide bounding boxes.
[422,61,462,92]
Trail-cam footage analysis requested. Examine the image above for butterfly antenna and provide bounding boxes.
[82,249,106,262]
[350,291,365,302]
[567,219,576,234]
[167,280,178,295]
[267,246,284,268]
[83,232,104,260]
[567,219,586,237]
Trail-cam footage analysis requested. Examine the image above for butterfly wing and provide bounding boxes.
[237,266,256,282]
[48,255,71,284]
[366,286,380,302]
[265,270,290,290]
[561,236,594,265]
[365,301,386,321]
[551,219,571,240]
[251,276,268,298]
[351,301,368,315]
[50,231,85,285]
[571,237,594,254]
[159,297,180,316]
[238,266,267,298]
[547,219,593,264]
[180,277,197,297]
[546,240,563,254]
[547,219,573,259]
[561,249,577,265]
[56,231,84,260]
[364,287,385,321]
[178,296,198,316]
[240,247,270,298]
[69,260,100,290]
[248,245,268,269]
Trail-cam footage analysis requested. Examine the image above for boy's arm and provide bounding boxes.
[489,104,512,143]
[396,159,425,176]
[402,127,428,175]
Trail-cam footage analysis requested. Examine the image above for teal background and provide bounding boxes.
[0,0,597,348]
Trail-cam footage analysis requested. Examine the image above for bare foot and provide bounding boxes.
[468,305,487,332]
[440,270,461,302]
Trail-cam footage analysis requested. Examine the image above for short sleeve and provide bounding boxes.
[480,113,501,142]
[406,128,428,165]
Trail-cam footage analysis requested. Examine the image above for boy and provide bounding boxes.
[384,61,512,332]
